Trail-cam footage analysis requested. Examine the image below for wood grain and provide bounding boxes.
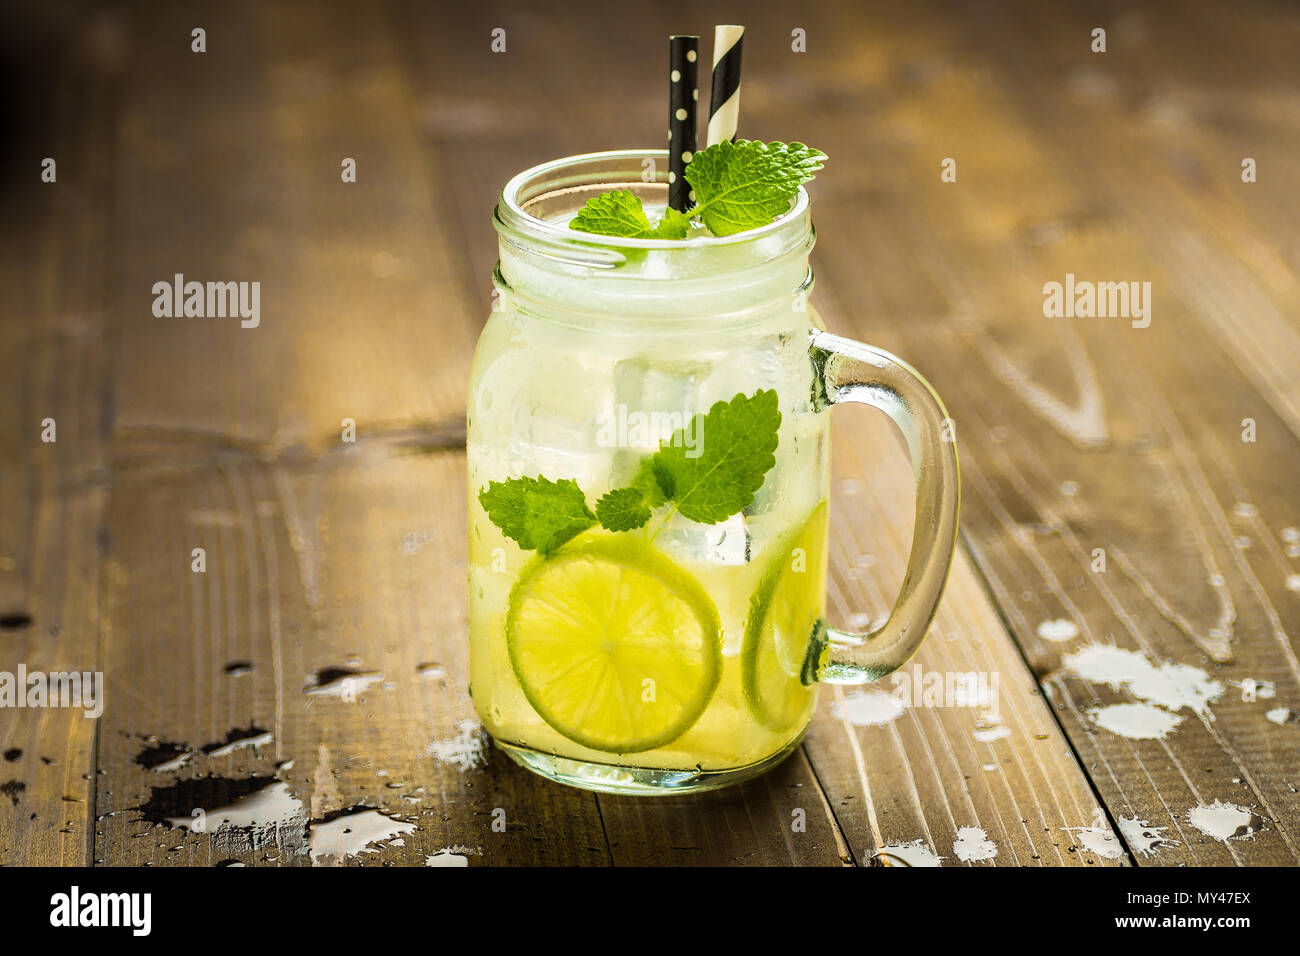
[803,412,1127,866]
[795,0,1300,863]
[0,16,120,865]
[93,449,610,866]
[5,0,1296,866]
[108,0,479,452]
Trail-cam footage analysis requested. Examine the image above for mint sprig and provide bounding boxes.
[569,190,691,239]
[685,141,825,237]
[594,487,653,532]
[478,476,595,554]
[648,389,781,523]
[477,391,781,552]
[568,141,826,240]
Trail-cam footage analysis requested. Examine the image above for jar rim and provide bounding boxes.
[495,149,811,258]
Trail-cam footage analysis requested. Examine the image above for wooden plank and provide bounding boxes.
[795,0,1300,863]
[94,449,611,865]
[597,750,852,866]
[25,0,1291,867]
[797,413,1126,867]
[108,0,479,451]
[0,14,119,866]
[92,444,849,865]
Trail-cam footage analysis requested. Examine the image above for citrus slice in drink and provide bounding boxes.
[506,537,722,754]
[742,503,828,731]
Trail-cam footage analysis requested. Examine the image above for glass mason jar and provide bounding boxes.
[467,150,960,795]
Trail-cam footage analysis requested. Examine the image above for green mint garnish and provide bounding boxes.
[478,476,595,554]
[569,190,691,239]
[685,141,825,237]
[653,206,691,239]
[630,457,667,508]
[568,141,826,240]
[594,487,653,532]
[646,389,781,524]
[478,391,782,551]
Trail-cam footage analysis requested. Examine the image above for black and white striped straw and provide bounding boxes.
[707,24,744,146]
[668,35,699,212]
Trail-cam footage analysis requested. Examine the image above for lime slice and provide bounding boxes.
[742,503,828,731]
[506,537,722,754]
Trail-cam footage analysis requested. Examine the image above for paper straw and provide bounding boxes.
[668,35,699,212]
[707,24,744,145]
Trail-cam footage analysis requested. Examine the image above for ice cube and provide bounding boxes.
[657,512,750,566]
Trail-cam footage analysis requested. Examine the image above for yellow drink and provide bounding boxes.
[466,150,960,794]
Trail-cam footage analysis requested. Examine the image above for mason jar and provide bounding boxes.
[467,150,960,794]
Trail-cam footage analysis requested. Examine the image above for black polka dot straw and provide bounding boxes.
[668,35,699,213]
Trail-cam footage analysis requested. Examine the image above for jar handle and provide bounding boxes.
[807,331,961,684]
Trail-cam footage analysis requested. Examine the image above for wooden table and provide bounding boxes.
[2,0,1297,866]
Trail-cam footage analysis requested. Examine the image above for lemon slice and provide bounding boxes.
[506,537,722,754]
[742,503,828,731]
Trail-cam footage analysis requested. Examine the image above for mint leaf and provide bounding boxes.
[653,390,781,524]
[569,189,654,238]
[595,487,652,532]
[569,191,688,240]
[631,457,667,507]
[686,141,826,237]
[478,476,595,554]
[568,142,826,240]
[650,206,691,239]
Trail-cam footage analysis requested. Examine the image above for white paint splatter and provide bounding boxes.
[1037,619,1080,643]
[1117,817,1181,858]
[1066,644,1224,740]
[973,724,1011,743]
[151,751,196,773]
[416,663,447,681]
[1234,678,1277,700]
[1088,702,1183,740]
[1286,574,1300,593]
[952,826,998,862]
[427,844,482,867]
[204,730,274,759]
[165,780,309,855]
[304,670,385,699]
[1186,801,1267,842]
[1266,707,1295,725]
[425,719,488,771]
[1062,825,1124,859]
[426,850,469,867]
[1064,644,1223,717]
[309,809,417,862]
[873,839,942,867]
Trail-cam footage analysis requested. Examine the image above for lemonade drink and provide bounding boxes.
[467,152,831,792]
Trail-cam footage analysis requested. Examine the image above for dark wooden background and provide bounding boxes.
[1,0,1297,866]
